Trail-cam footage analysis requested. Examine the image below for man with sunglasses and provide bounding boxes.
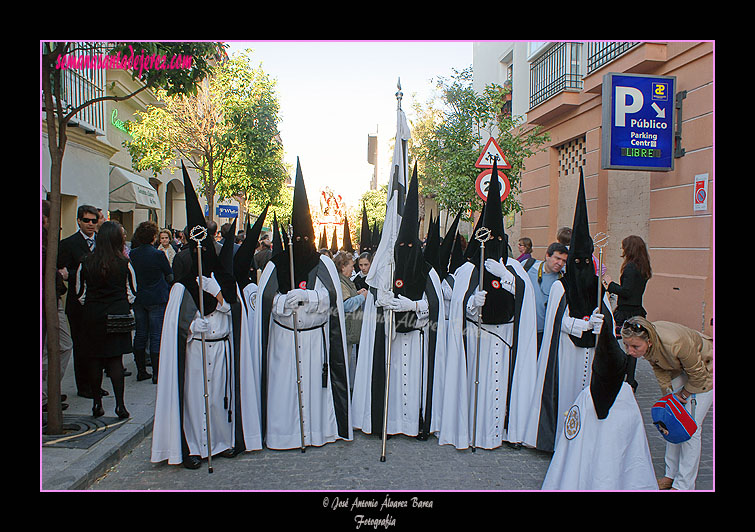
[58,205,108,398]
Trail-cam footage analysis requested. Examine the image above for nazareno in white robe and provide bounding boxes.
[438,257,538,450]
[351,267,446,438]
[254,255,353,450]
[541,382,657,490]
[521,281,614,452]
[151,281,262,465]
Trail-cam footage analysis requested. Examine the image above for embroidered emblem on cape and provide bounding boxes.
[564,405,581,440]
[491,280,501,289]
[395,279,404,288]
[250,292,257,311]
[298,280,307,289]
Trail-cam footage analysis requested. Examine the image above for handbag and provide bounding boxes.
[651,393,698,444]
[106,312,135,334]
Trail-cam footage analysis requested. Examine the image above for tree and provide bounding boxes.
[126,49,288,223]
[42,41,223,434]
[411,66,550,222]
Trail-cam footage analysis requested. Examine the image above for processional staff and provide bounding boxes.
[189,225,214,474]
[287,224,307,453]
[471,226,492,452]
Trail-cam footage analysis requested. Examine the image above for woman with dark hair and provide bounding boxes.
[130,220,172,383]
[75,221,137,419]
[603,235,652,391]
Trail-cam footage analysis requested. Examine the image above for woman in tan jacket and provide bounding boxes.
[621,316,713,490]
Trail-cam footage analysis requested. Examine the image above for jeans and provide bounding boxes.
[133,302,167,355]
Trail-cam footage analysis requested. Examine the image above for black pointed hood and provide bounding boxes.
[393,163,429,332]
[271,158,320,293]
[449,233,466,275]
[179,160,218,315]
[360,202,372,253]
[438,209,463,280]
[330,226,339,255]
[477,159,515,324]
[216,218,238,304]
[233,204,268,289]
[342,215,354,253]
[271,212,283,257]
[424,211,441,275]
[590,312,628,419]
[563,167,599,347]
[319,227,328,250]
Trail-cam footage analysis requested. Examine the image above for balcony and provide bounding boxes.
[528,42,583,124]
[44,42,108,135]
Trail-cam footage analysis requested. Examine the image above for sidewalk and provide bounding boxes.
[41,354,158,491]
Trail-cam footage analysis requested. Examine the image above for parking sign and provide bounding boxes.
[601,73,677,171]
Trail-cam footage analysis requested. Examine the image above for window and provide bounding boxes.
[529,42,583,109]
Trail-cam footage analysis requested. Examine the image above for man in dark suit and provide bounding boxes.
[57,204,106,398]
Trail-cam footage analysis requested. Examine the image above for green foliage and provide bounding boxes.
[107,42,225,98]
[125,47,289,217]
[411,66,550,220]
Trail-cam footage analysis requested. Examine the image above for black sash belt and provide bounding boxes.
[467,319,512,350]
[273,319,329,388]
[194,334,233,422]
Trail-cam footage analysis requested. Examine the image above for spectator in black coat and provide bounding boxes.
[75,221,137,419]
[603,235,652,391]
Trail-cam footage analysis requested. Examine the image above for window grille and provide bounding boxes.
[529,42,583,109]
[586,41,639,74]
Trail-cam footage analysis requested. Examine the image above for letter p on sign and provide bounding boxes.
[615,86,643,127]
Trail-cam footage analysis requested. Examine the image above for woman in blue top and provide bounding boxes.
[129,221,173,383]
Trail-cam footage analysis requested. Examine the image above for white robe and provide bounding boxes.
[542,383,657,490]
[522,281,614,451]
[254,256,353,450]
[351,268,446,437]
[151,282,262,465]
[438,258,538,450]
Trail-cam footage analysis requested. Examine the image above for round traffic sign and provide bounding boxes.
[475,169,510,202]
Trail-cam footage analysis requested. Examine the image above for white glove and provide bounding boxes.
[387,294,416,312]
[472,289,487,308]
[485,259,515,292]
[589,309,604,335]
[190,317,211,334]
[563,315,592,336]
[198,275,221,297]
[284,288,308,309]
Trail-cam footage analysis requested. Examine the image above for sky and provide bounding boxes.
[224,41,473,210]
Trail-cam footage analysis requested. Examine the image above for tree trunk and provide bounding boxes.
[42,46,67,435]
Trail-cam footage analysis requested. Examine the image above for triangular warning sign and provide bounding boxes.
[475,137,512,169]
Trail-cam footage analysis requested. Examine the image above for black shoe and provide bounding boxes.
[92,405,105,418]
[123,369,133,377]
[136,370,152,381]
[218,447,239,458]
[182,456,202,470]
[115,405,130,419]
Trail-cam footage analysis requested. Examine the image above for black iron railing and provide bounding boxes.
[529,42,583,109]
[586,41,640,74]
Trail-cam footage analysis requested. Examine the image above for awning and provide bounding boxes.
[109,166,161,211]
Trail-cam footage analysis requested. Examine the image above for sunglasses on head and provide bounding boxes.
[622,320,647,334]
[80,217,98,224]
